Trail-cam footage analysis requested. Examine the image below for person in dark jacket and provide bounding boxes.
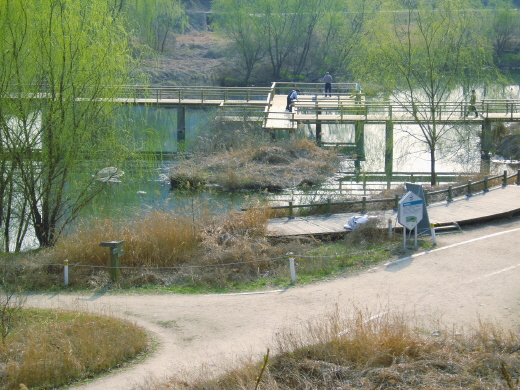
[286,89,300,112]
[323,72,332,97]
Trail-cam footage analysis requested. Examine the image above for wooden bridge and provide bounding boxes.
[117,83,520,128]
[267,182,520,238]
[116,83,520,167]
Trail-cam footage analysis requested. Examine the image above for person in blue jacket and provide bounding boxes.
[286,89,300,112]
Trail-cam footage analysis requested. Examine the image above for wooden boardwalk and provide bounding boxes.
[267,185,520,237]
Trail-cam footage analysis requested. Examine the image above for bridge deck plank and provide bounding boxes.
[267,185,520,237]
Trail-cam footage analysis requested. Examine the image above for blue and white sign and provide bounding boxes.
[398,191,424,230]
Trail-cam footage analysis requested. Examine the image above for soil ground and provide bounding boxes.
[26,215,520,389]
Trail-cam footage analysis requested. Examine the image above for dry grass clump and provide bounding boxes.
[0,308,148,390]
[16,203,299,290]
[156,309,520,390]
[170,138,341,192]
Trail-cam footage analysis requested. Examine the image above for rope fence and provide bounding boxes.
[1,241,404,287]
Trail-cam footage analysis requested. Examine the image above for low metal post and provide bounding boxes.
[448,185,453,202]
[327,198,331,215]
[387,218,393,237]
[424,189,429,206]
[484,176,489,192]
[503,170,508,186]
[394,194,399,210]
[64,259,69,286]
[288,252,296,284]
[517,169,520,185]
[362,196,367,213]
[430,224,437,245]
[288,201,293,218]
[339,179,343,194]
[467,180,472,196]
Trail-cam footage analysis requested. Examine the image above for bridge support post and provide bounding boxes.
[385,121,394,188]
[177,106,186,152]
[354,121,365,171]
[316,121,322,145]
[481,119,491,174]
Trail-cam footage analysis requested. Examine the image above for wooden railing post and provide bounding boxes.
[517,169,520,185]
[484,176,489,192]
[327,198,332,214]
[448,185,453,202]
[503,170,508,186]
[467,180,472,196]
[424,189,429,205]
[394,194,399,210]
[288,201,293,218]
[362,196,367,213]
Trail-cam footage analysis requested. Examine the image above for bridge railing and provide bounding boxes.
[273,82,360,96]
[293,100,482,120]
[481,99,520,118]
[260,170,520,218]
[118,85,272,103]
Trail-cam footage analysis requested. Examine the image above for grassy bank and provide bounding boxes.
[0,308,148,390]
[2,210,404,292]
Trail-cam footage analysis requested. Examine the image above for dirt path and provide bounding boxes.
[26,217,520,389]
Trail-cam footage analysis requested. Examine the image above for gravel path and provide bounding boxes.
[26,217,520,389]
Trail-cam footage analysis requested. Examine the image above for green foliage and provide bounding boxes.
[0,0,142,248]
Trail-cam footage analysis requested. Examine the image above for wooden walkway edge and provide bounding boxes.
[266,185,520,237]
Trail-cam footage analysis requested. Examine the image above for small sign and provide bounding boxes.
[398,191,423,230]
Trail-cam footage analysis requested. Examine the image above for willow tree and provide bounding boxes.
[353,0,499,185]
[0,0,139,249]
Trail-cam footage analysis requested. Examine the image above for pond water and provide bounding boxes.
[12,82,520,250]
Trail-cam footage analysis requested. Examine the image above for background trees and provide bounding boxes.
[213,0,375,84]
[0,0,139,249]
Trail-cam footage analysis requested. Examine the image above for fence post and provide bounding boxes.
[424,189,429,205]
[64,259,69,287]
[517,169,520,185]
[394,194,399,210]
[484,176,489,192]
[503,170,508,186]
[288,201,294,218]
[387,218,393,237]
[448,185,453,202]
[327,198,332,215]
[339,179,343,194]
[430,224,437,245]
[362,196,367,213]
[467,180,472,196]
[100,241,126,283]
[288,252,296,284]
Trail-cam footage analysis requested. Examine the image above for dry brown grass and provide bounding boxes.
[170,138,342,192]
[0,308,148,390]
[151,308,520,390]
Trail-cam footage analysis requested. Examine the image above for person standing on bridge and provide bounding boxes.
[466,89,479,118]
[323,72,333,97]
[286,89,300,112]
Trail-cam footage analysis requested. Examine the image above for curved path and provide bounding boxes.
[27,217,520,389]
